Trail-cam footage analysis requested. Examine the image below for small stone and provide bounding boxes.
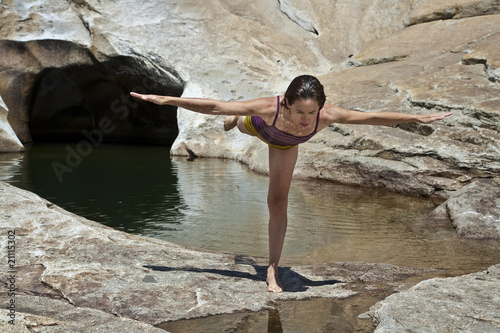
[142,275,158,283]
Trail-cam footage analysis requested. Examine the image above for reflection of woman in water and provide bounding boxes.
[131,75,452,292]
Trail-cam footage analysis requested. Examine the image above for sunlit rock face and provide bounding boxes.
[0,0,411,148]
[303,13,500,196]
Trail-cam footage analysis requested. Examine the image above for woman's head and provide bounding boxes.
[282,75,326,110]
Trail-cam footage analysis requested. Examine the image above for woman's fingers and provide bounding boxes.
[130,92,147,100]
[420,112,453,124]
[130,92,162,104]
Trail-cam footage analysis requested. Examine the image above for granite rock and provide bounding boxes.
[370,264,500,333]
[446,177,500,239]
[404,0,500,26]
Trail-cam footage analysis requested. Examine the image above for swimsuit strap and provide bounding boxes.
[271,95,280,126]
[312,107,321,133]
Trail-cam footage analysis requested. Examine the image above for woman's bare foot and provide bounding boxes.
[267,265,283,292]
[224,116,239,131]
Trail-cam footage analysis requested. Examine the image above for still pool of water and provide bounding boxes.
[2,143,499,332]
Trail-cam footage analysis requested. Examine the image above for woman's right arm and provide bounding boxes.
[130,92,274,117]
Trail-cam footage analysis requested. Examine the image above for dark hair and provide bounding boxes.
[281,75,326,110]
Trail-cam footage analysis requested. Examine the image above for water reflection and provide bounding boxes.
[170,156,270,255]
[160,308,287,333]
[267,309,283,333]
[0,153,24,182]
[2,143,183,234]
[160,296,377,333]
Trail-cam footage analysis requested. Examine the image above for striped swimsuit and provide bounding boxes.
[244,96,320,150]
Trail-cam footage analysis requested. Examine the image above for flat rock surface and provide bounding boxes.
[371,264,500,333]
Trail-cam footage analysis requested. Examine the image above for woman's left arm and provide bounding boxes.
[323,103,453,126]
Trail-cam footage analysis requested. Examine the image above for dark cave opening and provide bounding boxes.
[29,55,184,146]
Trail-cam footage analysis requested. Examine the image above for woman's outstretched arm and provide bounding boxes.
[322,103,453,126]
[130,92,274,117]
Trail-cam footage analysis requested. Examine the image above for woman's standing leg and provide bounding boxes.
[267,145,298,292]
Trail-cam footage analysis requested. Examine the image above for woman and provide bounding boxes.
[131,75,452,292]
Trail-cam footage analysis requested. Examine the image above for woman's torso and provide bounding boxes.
[250,96,321,147]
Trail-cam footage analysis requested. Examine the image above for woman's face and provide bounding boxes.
[287,98,320,129]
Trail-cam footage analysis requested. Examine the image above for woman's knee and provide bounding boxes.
[267,192,288,209]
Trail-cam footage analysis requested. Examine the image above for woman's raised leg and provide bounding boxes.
[267,145,298,292]
[224,116,253,135]
[224,116,238,131]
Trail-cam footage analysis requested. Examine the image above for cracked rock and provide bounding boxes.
[278,0,318,35]
[371,264,500,332]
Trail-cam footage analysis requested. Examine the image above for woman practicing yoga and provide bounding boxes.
[131,75,452,292]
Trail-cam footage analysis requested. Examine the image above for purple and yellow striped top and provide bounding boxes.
[244,96,320,150]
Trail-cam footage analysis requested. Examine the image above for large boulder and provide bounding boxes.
[297,13,500,195]
[0,1,183,145]
[446,177,500,239]
[0,0,412,144]
[371,264,500,332]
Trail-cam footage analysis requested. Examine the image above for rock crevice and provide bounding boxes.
[278,0,318,35]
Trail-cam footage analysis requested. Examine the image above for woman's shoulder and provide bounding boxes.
[317,103,365,130]
[317,103,343,129]
[243,96,279,117]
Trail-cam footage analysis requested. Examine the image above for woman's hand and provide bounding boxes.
[416,112,453,124]
[130,92,167,105]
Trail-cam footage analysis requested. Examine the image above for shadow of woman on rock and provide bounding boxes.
[143,255,342,293]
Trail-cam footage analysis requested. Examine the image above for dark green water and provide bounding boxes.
[2,143,499,332]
